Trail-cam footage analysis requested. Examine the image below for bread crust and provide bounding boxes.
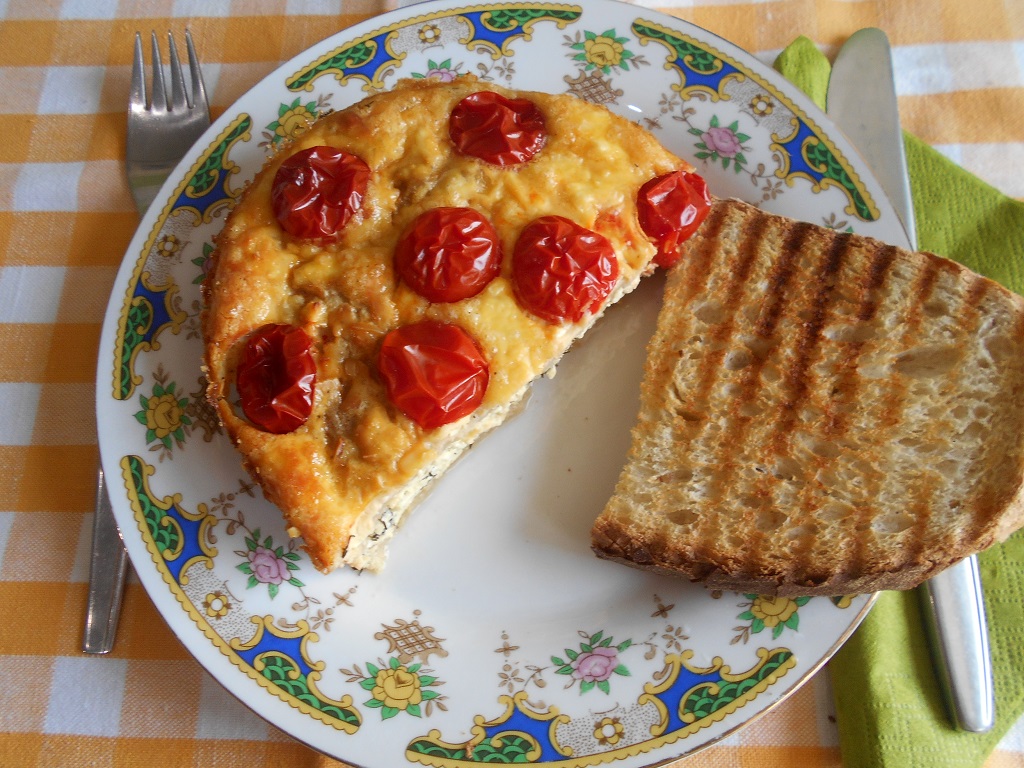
[203,75,689,572]
[591,198,1024,596]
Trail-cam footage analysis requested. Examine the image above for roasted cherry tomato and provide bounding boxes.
[637,170,712,268]
[395,207,503,303]
[271,146,370,241]
[512,215,619,324]
[378,320,489,429]
[236,323,317,434]
[449,91,546,166]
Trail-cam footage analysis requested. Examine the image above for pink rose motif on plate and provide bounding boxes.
[249,546,289,584]
[571,646,619,682]
[192,242,214,285]
[690,116,751,173]
[553,630,632,694]
[413,58,461,82]
[425,68,457,82]
[236,529,304,598]
[701,126,742,157]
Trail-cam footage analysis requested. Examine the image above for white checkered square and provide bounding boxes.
[12,162,84,212]
[0,383,42,446]
[0,511,15,576]
[0,266,66,323]
[934,143,964,167]
[1016,41,1024,86]
[78,159,136,212]
[45,655,128,737]
[38,66,107,114]
[171,0,234,17]
[285,0,345,12]
[968,143,1024,199]
[894,44,953,96]
[895,42,1022,96]
[58,0,119,19]
[945,41,1020,90]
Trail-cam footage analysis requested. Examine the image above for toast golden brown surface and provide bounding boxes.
[203,75,697,573]
[591,198,1024,596]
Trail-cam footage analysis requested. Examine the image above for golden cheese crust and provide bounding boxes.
[203,75,689,572]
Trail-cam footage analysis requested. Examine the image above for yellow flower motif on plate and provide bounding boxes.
[593,716,625,746]
[750,93,774,116]
[275,104,313,140]
[750,595,799,628]
[265,98,326,148]
[147,392,185,439]
[419,24,441,44]
[373,665,423,710]
[155,234,182,258]
[569,29,642,75]
[135,379,191,450]
[203,591,231,618]
[584,36,624,69]
[358,657,442,719]
[737,593,810,641]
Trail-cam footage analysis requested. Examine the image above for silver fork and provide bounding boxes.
[83,30,210,654]
[126,30,211,212]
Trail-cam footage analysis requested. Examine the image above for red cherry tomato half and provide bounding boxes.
[271,146,370,241]
[637,170,712,268]
[378,320,490,430]
[512,215,619,325]
[449,91,546,166]
[236,323,317,434]
[395,207,503,303]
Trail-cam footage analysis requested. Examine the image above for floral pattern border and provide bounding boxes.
[101,3,881,766]
[119,448,852,765]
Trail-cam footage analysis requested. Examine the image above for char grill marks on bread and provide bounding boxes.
[591,198,1024,596]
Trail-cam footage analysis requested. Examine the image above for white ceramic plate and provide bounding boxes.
[98,2,908,765]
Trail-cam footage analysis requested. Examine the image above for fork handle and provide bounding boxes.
[83,467,130,654]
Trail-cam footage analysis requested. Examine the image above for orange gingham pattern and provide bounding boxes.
[0,1,1022,766]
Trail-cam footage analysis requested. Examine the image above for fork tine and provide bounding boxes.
[166,32,188,112]
[185,30,209,115]
[148,31,168,114]
[130,32,146,110]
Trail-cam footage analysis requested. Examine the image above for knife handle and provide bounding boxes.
[919,555,995,732]
[83,467,130,654]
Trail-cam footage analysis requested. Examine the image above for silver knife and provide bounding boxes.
[827,27,995,734]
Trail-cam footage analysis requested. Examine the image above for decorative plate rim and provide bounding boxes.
[97,2,907,766]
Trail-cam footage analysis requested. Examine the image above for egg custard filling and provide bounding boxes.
[202,75,709,573]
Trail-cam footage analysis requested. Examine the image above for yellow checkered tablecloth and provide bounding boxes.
[1,1,1022,766]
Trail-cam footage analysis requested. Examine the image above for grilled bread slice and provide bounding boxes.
[591,198,1024,596]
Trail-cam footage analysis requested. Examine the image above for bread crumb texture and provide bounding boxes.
[592,199,1024,596]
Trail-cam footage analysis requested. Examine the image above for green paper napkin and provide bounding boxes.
[775,35,1024,768]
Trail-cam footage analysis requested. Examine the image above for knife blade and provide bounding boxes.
[827,27,995,734]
